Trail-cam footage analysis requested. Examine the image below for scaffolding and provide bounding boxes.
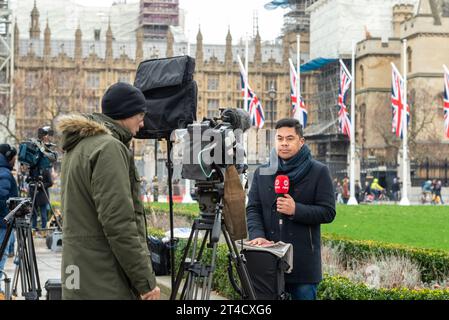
[139,0,179,40]
[0,0,13,143]
[303,59,351,179]
[280,0,314,34]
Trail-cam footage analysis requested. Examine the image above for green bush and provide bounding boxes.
[322,234,449,283]
[318,275,449,300]
[148,231,449,300]
[144,203,199,220]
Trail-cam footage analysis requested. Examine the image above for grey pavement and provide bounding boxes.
[2,235,226,300]
[3,236,61,300]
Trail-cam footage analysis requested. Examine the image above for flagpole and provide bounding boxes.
[297,34,300,119]
[400,39,410,206]
[245,35,249,112]
[348,41,358,205]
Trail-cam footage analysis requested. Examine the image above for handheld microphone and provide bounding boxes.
[274,175,290,239]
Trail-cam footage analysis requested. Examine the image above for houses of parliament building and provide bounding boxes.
[7,0,449,184]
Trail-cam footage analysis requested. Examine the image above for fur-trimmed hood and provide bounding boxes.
[56,113,132,152]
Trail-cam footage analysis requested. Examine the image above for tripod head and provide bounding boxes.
[3,198,32,225]
[194,179,224,219]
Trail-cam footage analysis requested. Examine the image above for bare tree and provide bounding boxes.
[371,87,440,162]
[0,74,27,143]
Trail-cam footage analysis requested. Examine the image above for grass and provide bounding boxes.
[56,200,448,252]
[322,205,449,252]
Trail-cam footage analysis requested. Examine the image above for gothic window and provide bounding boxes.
[207,77,219,91]
[86,97,99,114]
[407,47,412,73]
[86,72,100,89]
[24,96,38,117]
[207,99,219,118]
[360,65,365,87]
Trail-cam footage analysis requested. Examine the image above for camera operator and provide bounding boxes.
[28,126,55,236]
[0,144,18,293]
[246,118,336,300]
[57,82,159,300]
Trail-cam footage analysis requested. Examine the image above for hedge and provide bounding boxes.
[322,234,449,283]
[318,275,449,300]
[149,231,449,300]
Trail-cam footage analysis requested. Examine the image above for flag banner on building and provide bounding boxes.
[391,63,410,139]
[237,55,265,129]
[338,60,352,139]
[444,65,449,139]
[289,59,308,129]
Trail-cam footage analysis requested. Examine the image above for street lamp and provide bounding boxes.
[268,83,277,154]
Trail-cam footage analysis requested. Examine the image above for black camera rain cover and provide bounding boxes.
[134,56,198,139]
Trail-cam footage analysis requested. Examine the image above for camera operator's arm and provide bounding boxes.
[246,168,267,240]
[90,141,156,295]
[0,170,12,200]
[287,166,336,225]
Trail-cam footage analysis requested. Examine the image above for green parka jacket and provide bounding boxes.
[57,113,156,300]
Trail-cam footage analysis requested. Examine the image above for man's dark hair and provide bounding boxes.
[38,126,54,139]
[275,118,304,137]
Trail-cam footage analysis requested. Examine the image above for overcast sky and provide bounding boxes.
[72,0,288,44]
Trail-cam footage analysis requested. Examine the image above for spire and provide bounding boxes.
[166,28,174,57]
[196,26,203,68]
[417,0,441,24]
[105,19,113,63]
[254,28,262,65]
[282,35,290,66]
[75,23,82,63]
[418,0,433,15]
[225,27,233,67]
[43,19,51,58]
[136,27,144,63]
[29,0,41,39]
[14,18,19,57]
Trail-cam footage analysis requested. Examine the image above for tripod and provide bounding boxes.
[0,198,41,300]
[170,181,256,300]
[27,175,62,234]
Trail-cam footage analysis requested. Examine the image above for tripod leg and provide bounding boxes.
[39,185,62,230]
[0,222,13,259]
[184,227,201,300]
[16,227,27,296]
[25,226,40,299]
[222,225,256,300]
[12,260,19,297]
[204,241,218,299]
[28,226,41,297]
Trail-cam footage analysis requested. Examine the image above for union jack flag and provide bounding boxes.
[238,55,265,129]
[289,59,308,128]
[391,63,410,139]
[444,65,449,138]
[338,60,352,139]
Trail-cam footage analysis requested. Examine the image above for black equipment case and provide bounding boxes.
[134,55,198,139]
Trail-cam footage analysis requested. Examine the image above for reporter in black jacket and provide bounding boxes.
[246,118,336,300]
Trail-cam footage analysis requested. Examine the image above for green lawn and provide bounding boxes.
[146,202,449,252]
[322,205,449,252]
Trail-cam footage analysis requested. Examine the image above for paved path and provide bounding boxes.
[2,235,226,300]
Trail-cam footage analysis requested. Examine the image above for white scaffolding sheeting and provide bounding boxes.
[307,0,418,59]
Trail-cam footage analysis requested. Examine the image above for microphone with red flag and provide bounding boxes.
[275,175,290,237]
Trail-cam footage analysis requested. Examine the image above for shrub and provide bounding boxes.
[322,234,449,283]
[318,275,449,300]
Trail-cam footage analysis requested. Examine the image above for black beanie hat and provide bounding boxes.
[101,82,147,120]
[0,144,17,162]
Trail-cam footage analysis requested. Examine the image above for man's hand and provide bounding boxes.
[277,194,296,216]
[141,286,161,300]
[247,238,274,247]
